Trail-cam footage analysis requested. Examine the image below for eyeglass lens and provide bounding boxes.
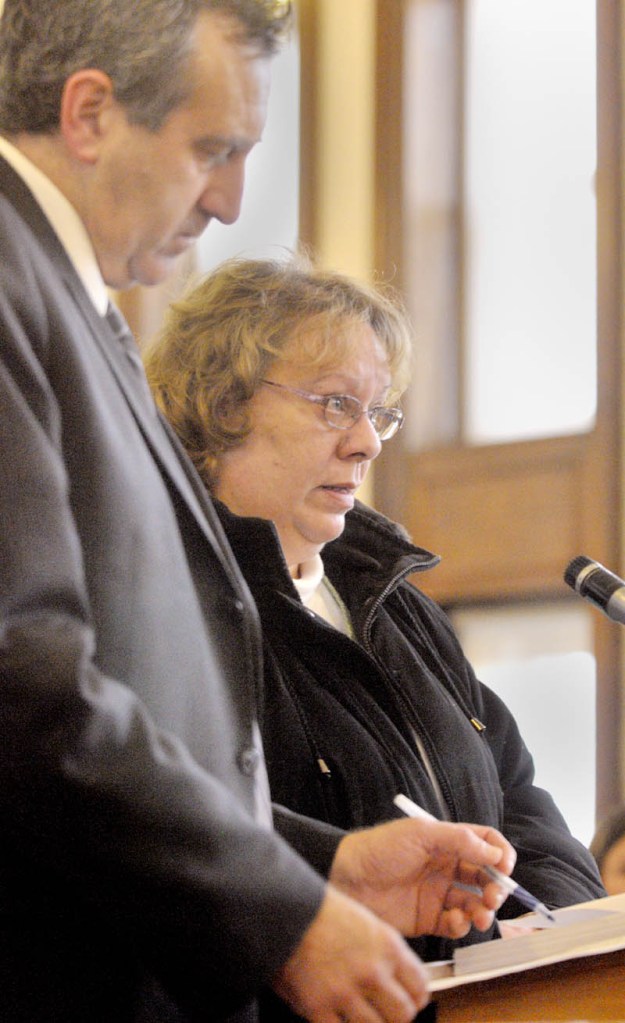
[323,397,402,439]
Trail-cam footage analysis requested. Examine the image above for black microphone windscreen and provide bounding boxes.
[564,555,594,590]
[564,555,625,624]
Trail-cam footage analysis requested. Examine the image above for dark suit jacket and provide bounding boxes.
[0,154,331,1022]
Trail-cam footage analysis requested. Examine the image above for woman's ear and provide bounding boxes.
[60,69,116,164]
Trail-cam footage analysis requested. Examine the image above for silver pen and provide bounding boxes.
[393,793,556,925]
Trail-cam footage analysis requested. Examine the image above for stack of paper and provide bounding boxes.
[428,892,625,993]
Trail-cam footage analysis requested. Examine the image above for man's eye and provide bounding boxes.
[198,148,232,169]
[209,152,229,167]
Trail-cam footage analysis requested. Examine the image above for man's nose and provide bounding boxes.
[199,157,247,225]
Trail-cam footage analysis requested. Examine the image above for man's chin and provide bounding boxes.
[126,252,184,289]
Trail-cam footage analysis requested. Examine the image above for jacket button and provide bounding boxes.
[233,598,245,613]
[238,747,260,776]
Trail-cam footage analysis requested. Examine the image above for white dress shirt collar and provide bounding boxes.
[0,135,109,315]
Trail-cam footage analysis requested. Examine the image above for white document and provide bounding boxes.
[428,892,625,992]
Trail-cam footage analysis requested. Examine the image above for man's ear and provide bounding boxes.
[60,69,116,163]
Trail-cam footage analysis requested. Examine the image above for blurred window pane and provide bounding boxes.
[452,602,596,845]
[464,0,597,443]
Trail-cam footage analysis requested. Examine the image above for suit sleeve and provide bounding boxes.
[273,804,345,877]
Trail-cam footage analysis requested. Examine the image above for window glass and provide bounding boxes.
[452,602,596,845]
[464,0,596,443]
[401,0,460,451]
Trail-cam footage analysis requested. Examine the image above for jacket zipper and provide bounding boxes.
[359,559,485,820]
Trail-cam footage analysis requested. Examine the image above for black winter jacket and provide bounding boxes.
[216,499,604,964]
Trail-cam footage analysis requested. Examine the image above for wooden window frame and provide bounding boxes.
[373,0,623,818]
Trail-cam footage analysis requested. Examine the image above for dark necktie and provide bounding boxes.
[105,301,155,411]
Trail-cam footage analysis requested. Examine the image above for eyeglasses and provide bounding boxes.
[261,379,404,440]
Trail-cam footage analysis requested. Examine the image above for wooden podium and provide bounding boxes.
[433,945,625,1021]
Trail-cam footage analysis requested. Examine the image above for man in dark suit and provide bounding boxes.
[0,2,514,1021]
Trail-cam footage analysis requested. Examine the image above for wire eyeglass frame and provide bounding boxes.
[261,379,404,440]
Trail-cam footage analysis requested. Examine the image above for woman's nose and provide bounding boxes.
[338,411,383,461]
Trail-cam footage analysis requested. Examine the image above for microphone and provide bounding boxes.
[564,555,625,624]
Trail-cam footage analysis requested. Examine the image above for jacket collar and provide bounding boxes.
[214,497,440,603]
[325,500,439,579]
[213,499,298,596]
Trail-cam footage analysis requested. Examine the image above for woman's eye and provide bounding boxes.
[326,395,350,414]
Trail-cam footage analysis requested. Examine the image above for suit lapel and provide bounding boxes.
[65,275,241,577]
[0,154,238,577]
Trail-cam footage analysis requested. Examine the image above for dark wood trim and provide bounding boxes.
[373,0,405,283]
[593,0,623,818]
[456,1,469,436]
[405,434,594,602]
[372,0,408,523]
[296,0,319,253]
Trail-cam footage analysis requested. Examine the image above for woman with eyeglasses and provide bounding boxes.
[144,255,604,968]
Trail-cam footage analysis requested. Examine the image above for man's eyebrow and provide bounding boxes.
[195,134,260,153]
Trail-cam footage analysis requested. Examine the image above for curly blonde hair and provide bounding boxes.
[144,254,413,488]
